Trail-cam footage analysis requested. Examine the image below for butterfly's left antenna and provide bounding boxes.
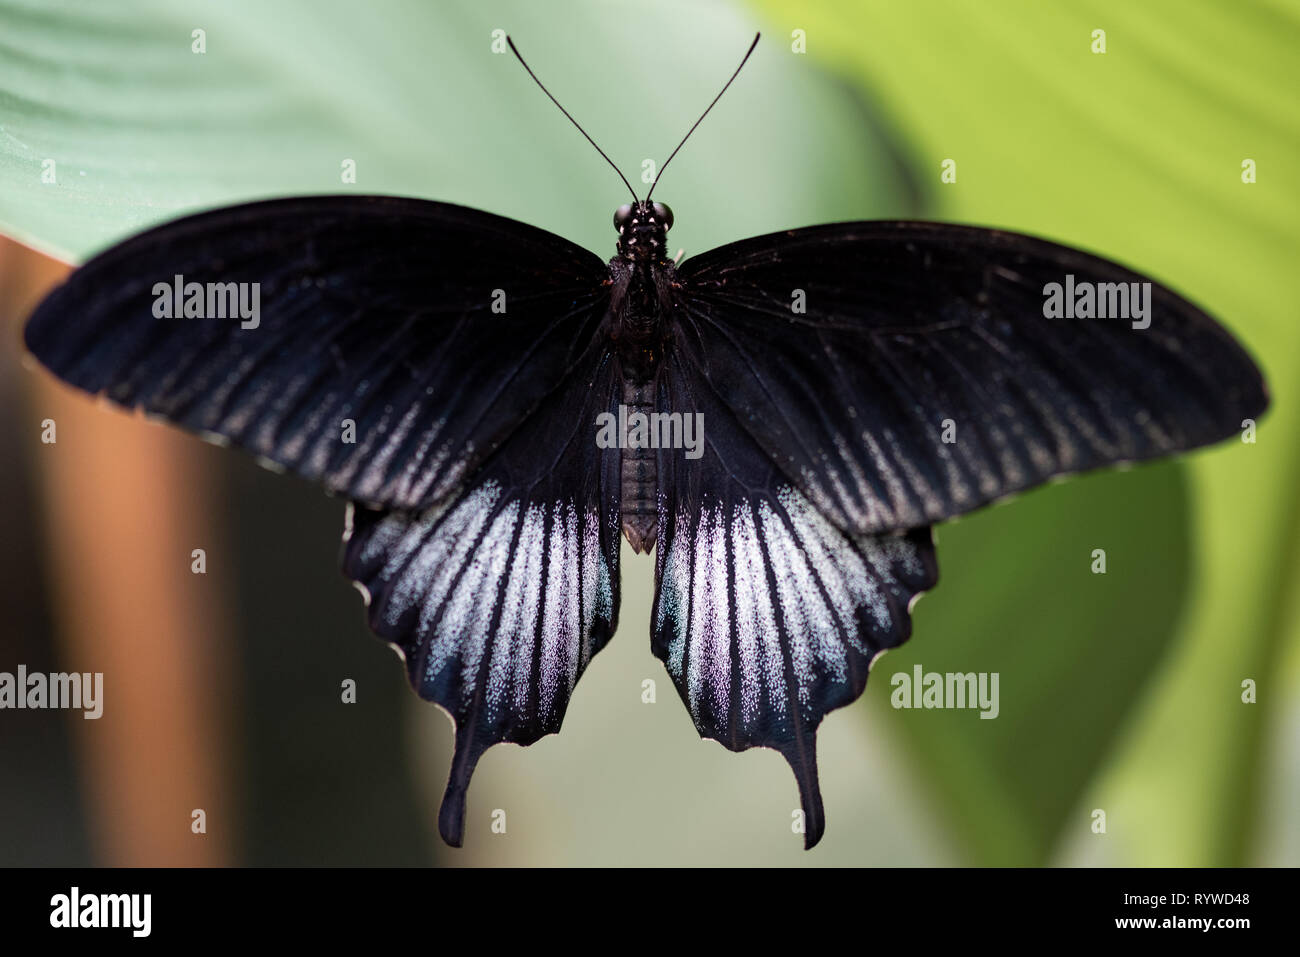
[646,32,760,202]
[507,36,639,203]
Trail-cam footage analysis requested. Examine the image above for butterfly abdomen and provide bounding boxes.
[619,378,658,553]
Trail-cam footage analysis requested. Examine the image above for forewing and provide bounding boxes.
[24,195,610,510]
[677,221,1269,535]
[342,347,622,846]
[652,354,938,849]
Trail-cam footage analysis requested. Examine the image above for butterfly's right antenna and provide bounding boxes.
[507,36,639,203]
[647,32,760,202]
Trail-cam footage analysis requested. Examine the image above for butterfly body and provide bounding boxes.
[605,199,682,552]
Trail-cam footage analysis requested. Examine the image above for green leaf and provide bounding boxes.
[0,0,917,263]
[877,464,1190,864]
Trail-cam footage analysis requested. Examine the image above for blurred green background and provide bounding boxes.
[0,0,1295,865]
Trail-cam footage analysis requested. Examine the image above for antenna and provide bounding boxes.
[646,32,760,201]
[507,36,639,202]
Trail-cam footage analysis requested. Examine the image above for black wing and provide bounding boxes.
[653,353,938,849]
[676,221,1269,535]
[25,194,622,845]
[342,346,622,847]
[25,195,610,510]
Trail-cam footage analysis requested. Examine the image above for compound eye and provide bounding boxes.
[650,202,673,229]
[614,204,634,231]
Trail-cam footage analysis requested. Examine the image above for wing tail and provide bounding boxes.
[439,723,487,848]
[777,729,825,850]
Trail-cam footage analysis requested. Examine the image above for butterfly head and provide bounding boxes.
[615,201,673,262]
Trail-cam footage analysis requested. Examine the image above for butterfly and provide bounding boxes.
[22,33,1268,850]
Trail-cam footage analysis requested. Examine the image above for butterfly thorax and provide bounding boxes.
[606,258,674,357]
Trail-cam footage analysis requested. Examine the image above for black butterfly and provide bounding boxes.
[23,34,1267,850]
